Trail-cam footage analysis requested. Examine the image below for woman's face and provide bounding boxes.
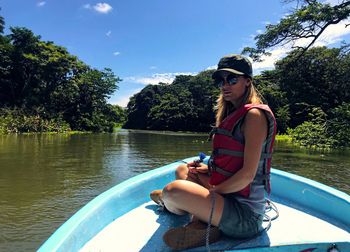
[214,72,250,104]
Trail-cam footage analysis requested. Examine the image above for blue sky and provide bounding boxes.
[2,0,349,107]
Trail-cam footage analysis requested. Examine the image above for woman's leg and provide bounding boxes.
[162,179,225,227]
[150,164,210,207]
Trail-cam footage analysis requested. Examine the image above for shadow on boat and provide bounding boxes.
[140,204,271,252]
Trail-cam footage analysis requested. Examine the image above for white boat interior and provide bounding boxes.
[81,198,350,252]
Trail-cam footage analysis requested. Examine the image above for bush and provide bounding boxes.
[327,102,350,148]
[287,107,334,149]
[287,121,334,149]
[0,108,71,134]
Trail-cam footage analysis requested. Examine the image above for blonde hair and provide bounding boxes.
[215,79,263,126]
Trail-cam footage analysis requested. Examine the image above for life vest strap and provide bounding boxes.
[209,161,235,177]
[208,127,235,141]
[212,148,272,160]
[212,148,243,157]
[209,159,270,182]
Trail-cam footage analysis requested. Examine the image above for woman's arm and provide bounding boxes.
[212,108,268,194]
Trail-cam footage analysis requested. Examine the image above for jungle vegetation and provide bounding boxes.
[124,46,350,148]
[0,14,125,133]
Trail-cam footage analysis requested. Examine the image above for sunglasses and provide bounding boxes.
[214,74,240,88]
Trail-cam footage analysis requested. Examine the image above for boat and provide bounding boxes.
[38,156,350,252]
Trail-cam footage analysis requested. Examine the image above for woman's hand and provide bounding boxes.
[187,162,209,174]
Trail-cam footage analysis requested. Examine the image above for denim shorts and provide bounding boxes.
[218,194,263,238]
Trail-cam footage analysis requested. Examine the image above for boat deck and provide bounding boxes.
[80,199,350,252]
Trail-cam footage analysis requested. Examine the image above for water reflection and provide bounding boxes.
[0,130,349,251]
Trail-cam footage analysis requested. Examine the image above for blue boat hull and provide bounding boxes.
[39,157,350,251]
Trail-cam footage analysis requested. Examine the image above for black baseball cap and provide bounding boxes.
[212,54,253,79]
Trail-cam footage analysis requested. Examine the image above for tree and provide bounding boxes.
[63,68,120,132]
[124,84,166,129]
[111,104,126,126]
[327,102,350,147]
[124,70,218,132]
[254,71,290,133]
[148,89,195,130]
[1,27,41,106]
[242,0,350,61]
[0,17,122,133]
[274,46,350,127]
[287,106,334,148]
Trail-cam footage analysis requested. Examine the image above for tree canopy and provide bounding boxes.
[124,71,218,132]
[242,0,350,61]
[0,15,124,133]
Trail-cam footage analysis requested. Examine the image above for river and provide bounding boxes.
[0,129,349,251]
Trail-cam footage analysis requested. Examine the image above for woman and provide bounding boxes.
[151,54,276,250]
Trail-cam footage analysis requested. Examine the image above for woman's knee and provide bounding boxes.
[162,181,189,215]
[162,180,186,202]
[175,164,189,180]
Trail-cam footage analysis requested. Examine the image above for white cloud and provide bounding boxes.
[109,88,143,107]
[113,51,120,56]
[37,1,46,7]
[252,47,289,73]
[83,3,113,14]
[149,66,157,70]
[110,96,132,107]
[206,65,216,70]
[125,72,197,85]
[262,21,271,25]
[93,3,113,13]
[106,30,112,37]
[307,20,350,46]
[323,0,341,6]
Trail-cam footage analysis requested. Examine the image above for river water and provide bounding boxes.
[0,129,349,251]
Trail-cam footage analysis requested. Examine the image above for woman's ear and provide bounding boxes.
[246,78,252,87]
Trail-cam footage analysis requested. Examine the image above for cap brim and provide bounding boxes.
[212,68,245,78]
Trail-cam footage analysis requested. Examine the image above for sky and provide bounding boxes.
[2,0,349,107]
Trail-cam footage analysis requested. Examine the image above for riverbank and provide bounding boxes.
[1,127,348,152]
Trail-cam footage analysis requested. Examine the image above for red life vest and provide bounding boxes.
[208,104,276,198]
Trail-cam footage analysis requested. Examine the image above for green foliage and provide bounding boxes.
[111,105,127,127]
[124,84,166,129]
[287,121,333,149]
[287,105,350,149]
[327,102,350,148]
[287,107,334,149]
[0,16,122,133]
[242,0,350,60]
[0,108,70,134]
[274,46,350,128]
[254,71,289,133]
[275,105,290,133]
[124,70,217,132]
